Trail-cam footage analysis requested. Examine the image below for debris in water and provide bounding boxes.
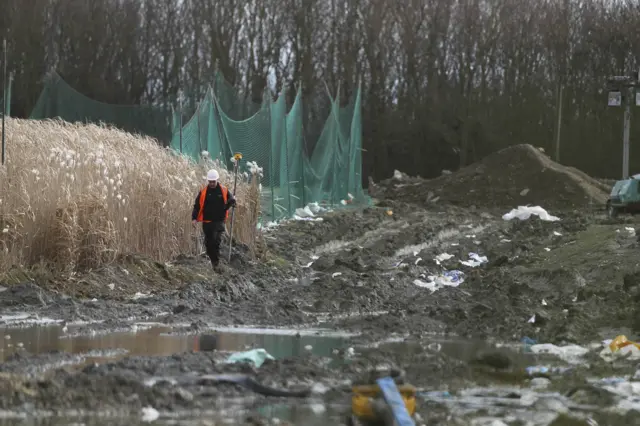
[226,348,275,368]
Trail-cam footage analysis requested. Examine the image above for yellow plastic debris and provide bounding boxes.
[386,210,393,216]
[351,383,416,421]
[609,335,640,352]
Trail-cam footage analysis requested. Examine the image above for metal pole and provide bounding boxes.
[227,153,242,263]
[623,87,631,179]
[607,73,637,179]
[554,83,563,163]
[2,39,6,166]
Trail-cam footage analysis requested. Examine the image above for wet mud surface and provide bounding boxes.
[3,146,640,424]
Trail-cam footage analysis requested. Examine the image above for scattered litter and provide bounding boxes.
[553,231,562,236]
[225,348,275,368]
[294,215,323,222]
[294,205,325,221]
[502,206,560,222]
[541,299,547,306]
[311,383,331,394]
[528,315,536,324]
[544,248,551,252]
[413,270,465,293]
[108,283,115,290]
[132,292,151,300]
[530,343,589,364]
[141,406,159,422]
[530,378,551,389]
[460,252,488,267]
[525,365,572,376]
[331,272,342,278]
[600,335,640,361]
[500,239,511,243]
[302,261,314,268]
[435,253,454,265]
[304,345,313,351]
[415,258,422,265]
[310,403,326,415]
[520,188,530,196]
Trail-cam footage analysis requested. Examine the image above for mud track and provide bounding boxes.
[3,196,640,424]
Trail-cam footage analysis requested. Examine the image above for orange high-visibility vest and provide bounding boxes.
[196,185,229,223]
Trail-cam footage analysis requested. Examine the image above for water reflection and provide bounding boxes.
[0,325,349,363]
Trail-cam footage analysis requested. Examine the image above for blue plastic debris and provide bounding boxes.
[521,336,538,352]
[526,365,572,376]
[443,270,464,283]
[376,377,415,426]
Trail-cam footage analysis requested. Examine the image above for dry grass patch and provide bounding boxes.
[0,118,261,275]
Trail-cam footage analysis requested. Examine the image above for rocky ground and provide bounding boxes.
[3,145,640,425]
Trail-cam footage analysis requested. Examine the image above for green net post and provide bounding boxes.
[267,89,276,221]
[349,81,364,200]
[196,101,202,155]
[283,113,291,215]
[179,99,183,153]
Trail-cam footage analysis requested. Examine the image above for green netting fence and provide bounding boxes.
[169,73,365,222]
[28,70,365,223]
[30,71,172,143]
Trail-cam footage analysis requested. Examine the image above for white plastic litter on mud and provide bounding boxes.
[460,253,488,268]
[529,343,590,364]
[502,206,560,222]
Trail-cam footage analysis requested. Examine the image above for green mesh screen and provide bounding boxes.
[28,70,365,222]
[30,71,172,143]
[171,74,365,222]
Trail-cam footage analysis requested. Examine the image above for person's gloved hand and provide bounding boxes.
[229,199,237,208]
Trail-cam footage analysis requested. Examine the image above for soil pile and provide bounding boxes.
[371,144,609,210]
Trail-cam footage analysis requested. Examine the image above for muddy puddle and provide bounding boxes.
[2,320,638,425]
[0,322,352,364]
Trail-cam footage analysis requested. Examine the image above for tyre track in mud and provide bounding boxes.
[266,203,640,345]
[265,205,504,330]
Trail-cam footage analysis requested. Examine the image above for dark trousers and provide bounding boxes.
[202,221,225,266]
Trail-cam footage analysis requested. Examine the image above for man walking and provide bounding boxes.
[192,169,236,271]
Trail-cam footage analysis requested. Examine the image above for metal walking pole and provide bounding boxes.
[2,39,7,165]
[227,152,243,262]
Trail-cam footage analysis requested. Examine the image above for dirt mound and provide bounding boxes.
[371,144,609,210]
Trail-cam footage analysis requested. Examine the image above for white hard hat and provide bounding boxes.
[206,169,219,181]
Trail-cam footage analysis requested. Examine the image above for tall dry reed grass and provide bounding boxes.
[0,118,261,274]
